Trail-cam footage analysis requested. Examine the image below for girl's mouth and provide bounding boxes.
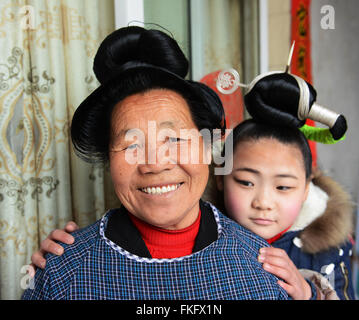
[250,218,275,226]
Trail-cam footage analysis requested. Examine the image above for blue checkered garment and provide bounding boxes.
[22,203,289,300]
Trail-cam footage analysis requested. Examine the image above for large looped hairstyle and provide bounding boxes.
[225,120,313,180]
[71,26,226,163]
[221,73,315,181]
[205,75,315,214]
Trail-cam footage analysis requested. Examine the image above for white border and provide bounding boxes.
[259,0,269,74]
[114,0,144,29]
[189,0,205,81]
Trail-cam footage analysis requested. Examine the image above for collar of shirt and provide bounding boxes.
[104,200,218,259]
[266,225,293,245]
[128,209,201,259]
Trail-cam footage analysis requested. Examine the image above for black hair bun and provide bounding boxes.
[93,26,189,84]
[189,80,226,134]
[244,73,317,128]
[72,26,226,163]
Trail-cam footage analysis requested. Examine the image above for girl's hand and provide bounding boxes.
[258,247,312,300]
[28,221,79,277]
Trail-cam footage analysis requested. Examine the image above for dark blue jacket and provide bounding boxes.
[272,170,355,300]
[22,202,289,300]
[273,230,354,300]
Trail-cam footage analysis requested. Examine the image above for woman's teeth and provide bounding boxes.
[141,184,181,195]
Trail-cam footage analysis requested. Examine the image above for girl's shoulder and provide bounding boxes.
[286,169,354,254]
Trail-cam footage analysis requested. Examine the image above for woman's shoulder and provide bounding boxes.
[22,214,106,300]
[206,202,270,256]
[46,214,107,270]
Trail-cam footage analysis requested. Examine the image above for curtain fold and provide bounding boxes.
[191,0,242,79]
[0,0,115,299]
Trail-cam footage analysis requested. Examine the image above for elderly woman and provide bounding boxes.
[22,26,288,300]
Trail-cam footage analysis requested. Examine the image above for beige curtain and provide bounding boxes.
[190,0,242,80]
[202,0,242,76]
[0,0,115,299]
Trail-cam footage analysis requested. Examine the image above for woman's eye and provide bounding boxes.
[126,144,139,150]
[168,137,184,143]
[235,179,254,187]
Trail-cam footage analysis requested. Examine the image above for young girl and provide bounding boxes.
[211,71,355,300]
[213,119,354,299]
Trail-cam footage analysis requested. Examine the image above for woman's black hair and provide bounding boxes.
[223,119,313,180]
[71,26,225,162]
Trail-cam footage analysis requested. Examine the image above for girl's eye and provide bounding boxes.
[277,186,292,191]
[235,179,254,187]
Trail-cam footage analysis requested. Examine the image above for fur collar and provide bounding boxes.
[290,169,354,254]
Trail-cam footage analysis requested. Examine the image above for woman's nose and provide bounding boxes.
[137,142,176,174]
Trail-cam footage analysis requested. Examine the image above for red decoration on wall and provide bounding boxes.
[291,0,317,167]
[200,70,244,130]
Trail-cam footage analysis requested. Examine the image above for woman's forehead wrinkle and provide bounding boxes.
[113,90,196,132]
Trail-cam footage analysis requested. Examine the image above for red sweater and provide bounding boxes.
[128,210,201,259]
[266,225,292,245]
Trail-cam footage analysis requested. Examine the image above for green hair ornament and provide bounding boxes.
[300,124,346,144]
[216,43,348,143]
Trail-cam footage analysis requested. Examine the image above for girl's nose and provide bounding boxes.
[252,189,274,211]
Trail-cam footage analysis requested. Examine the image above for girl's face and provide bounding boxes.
[217,138,310,240]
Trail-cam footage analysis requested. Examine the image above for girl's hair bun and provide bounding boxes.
[93,26,189,84]
[244,73,317,128]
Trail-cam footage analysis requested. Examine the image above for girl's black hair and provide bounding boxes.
[71,26,225,163]
[219,72,317,180]
[224,119,313,180]
[244,72,317,129]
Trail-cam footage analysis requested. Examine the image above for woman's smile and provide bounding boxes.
[139,182,184,195]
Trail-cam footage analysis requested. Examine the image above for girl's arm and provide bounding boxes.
[28,221,79,277]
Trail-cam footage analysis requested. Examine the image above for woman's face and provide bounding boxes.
[217,138,309,240]
[109,89,210,230]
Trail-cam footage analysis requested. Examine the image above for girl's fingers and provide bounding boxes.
[260,247,289,259]
[40,238,64,256]
[49,229,74,244]
[31,250,47,269]
[262,263,294,284]
[27,263,36,277]
[64,221,79,233]
[258,254,291,270]
[278,280,298,299]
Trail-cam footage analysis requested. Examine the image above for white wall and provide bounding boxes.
[114,0,144,28]
[311,0,359,204]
